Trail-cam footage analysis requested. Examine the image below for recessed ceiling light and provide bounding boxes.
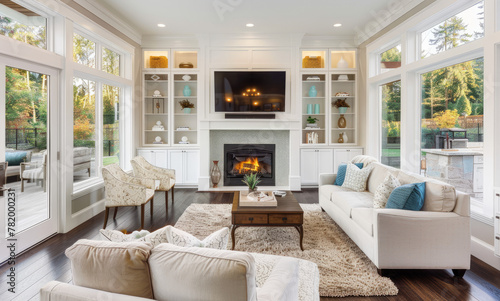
[157,23,166,28]
[333,23,342,27]
[246,23,255,28]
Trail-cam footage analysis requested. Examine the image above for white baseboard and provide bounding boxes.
[289,176,302,191]
[471,236,500,271]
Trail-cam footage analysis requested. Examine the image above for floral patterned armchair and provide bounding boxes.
[130,156,175,212]
[102,164,156,229]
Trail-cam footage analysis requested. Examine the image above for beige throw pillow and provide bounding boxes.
[149,243,257,301]
[342,163,373,192]
[65,239,154,299]
[373,173,401,208]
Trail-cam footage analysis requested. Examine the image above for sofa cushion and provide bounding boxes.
[367,162,400,193]
[351,208,373,236]
[349,155,378,167]
[149,243,257,301]
[342,163,373,192]
[373,173,401,209]
[319,185,354,203]
[398,171,456,212]
[333,191,373,217]
[386,182,426,211]
[64,239,154,299]
[5,151,28,166]
[334,163,363,186]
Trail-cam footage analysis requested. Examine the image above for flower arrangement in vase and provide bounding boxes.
[179,99,195,113]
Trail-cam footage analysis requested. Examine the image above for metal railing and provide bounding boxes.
[6,128,46,150]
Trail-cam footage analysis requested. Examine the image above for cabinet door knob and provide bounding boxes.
[282,217,287,222]
[496,216,500,219]
[249,217,254,222]
[496,236,500,240]
[347,150,350,152]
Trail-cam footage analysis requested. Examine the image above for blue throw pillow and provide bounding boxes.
[5,151,28,166]
[334,163,363,186]
[386,182,426,211]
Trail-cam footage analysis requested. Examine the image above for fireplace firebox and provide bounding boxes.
[224,144,275,186]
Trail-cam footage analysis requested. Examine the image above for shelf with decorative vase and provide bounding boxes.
[301,73,327,144]
[331,72,357,145]
[173,73,198,145]
[330,50,356,70]
[143,73,169,146]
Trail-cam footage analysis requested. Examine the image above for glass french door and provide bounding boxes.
[0,56,58,262]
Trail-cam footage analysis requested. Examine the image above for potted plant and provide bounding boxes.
[179,99,194,113]
[242,173,261,193]
[332,99,350,114]
[306,116,319,127]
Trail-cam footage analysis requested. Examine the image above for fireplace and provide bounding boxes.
[224,144,275,186]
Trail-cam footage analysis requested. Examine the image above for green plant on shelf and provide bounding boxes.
[307,116,319,124]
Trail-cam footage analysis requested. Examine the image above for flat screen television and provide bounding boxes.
[214,71,286,112]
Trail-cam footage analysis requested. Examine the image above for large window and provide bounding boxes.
[0,1,46,49]
[73,33,96,68]
[102,48,120,76]
[73,77,97,181]
[421,58,484,200]
[102,84,119,166]
[381,81,401,168]
[420,1,484,58]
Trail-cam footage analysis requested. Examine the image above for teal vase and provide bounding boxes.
[183,85,192,96]
[308,86,317,97]
[183,108,192,114]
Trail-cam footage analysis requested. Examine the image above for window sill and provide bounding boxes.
[72,178,104,199]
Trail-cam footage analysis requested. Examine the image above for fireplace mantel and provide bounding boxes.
[200,119,301,131]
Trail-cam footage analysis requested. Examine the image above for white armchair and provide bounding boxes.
[131,156,175,212]
[20,152,47,192]
[102,164,156,229]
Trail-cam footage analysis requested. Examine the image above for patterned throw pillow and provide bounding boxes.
[165,226,229,249]
[386,182,426,211]
[100,226,229,250]
[334,163,364,186]
[341,162,373,192]
[373,173,401,208]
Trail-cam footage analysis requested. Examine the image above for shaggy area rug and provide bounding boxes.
[174,203,398,297]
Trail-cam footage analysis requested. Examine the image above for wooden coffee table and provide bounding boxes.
[231,191,304,251]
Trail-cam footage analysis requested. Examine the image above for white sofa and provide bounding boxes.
[319,157,471,277]
[40,240,320,301]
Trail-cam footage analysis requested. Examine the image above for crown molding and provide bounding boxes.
[72,0,142,45]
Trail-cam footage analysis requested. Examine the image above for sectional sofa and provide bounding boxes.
[319,156,471,277]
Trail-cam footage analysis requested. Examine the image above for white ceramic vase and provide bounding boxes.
[337,56,348,69]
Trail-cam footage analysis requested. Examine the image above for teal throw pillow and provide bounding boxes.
[5,151,28,166]
[334,163,363,186]
[386,182,426,211]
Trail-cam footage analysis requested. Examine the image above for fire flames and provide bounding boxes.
[233,157,261,174]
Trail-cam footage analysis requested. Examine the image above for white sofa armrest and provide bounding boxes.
[319,173,336,186]
[257,257,299,301]
[40,281,153,301]
[373,209,470,269]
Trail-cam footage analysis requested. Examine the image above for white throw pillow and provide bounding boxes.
[165,226,229,249]
[342,162,373,192]
[100,225,229,250]
[373,173,401,208]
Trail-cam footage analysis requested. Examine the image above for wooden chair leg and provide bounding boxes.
[140,204,145,230]
[150,198,154,216]
[171,185,175,204]
[165,190,169,213]
[103,207,110,229]
[113,207,118,219]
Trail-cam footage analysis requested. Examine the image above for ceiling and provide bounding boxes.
[89,0,423,43]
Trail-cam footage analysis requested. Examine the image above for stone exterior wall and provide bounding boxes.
[425,153,474,194]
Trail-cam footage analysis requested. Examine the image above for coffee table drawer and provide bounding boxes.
[269,214,302,224]
[234,214,268,224]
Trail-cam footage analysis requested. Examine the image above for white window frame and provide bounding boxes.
[367,0,493,223]
[72,27,133,193]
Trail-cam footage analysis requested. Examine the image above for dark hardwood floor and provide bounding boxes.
[1,188,499,301]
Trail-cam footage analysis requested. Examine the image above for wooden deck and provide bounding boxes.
[0,188,498,301]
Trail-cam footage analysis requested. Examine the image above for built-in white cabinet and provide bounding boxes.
[300,149,334,185]
[137,149,168,169]
[495,191,500,257]
[333,148,363,171]
[168,149,200,185]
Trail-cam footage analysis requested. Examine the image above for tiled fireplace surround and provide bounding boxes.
[198,121,302,190]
